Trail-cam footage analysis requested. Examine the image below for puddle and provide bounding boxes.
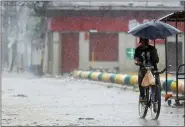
[78,117,94,120]
[13,94,28,97]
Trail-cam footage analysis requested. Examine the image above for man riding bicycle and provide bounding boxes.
[134,37,160,102]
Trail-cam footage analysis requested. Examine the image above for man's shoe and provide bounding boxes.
[139,96,146,102]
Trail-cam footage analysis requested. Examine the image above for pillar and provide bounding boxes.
[43,32,49,74]
[52,32,61,75]
[79,32,89,70]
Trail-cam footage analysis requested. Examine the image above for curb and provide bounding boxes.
[73,70,184,94]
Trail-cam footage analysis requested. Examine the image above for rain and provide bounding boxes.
[0,0,185,126]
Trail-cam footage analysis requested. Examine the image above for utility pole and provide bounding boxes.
[183,0,185,97]
[0,1,3,126]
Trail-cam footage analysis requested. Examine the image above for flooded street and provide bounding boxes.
[2,72,184,126]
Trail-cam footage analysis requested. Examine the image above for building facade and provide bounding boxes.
[43,2,185,75]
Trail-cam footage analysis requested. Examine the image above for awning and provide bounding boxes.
[158,11,185,22]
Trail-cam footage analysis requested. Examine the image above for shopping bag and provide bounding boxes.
[141,70,155,87]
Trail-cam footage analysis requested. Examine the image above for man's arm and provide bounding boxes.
[151,47,159,70]
[134,48,142,65]
[153,48,159,63]
[134,48,139,60]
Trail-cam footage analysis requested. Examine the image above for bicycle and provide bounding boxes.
[138,65,171,120]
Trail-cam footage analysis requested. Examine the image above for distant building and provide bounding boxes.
[43,0,184,75]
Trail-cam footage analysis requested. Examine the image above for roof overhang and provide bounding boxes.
[158,11,185,22]
[46,6,183,11]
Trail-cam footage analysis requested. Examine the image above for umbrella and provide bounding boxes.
[128,20,181,40]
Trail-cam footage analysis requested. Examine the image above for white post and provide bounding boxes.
[52,32,61,76]
[0,4,2,126]
[43,32,49,74]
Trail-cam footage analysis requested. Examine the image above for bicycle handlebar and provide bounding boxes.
[142,65,172,74]
[135,60,172,74]
[155,65,172,74]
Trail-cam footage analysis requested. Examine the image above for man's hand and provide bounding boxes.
[135,60,142,65]
[134,58,142,66]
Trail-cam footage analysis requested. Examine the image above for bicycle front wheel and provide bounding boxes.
[138,88,149,118]
[150,85,161,120]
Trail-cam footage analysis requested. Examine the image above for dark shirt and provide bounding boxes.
[134,45,159,70]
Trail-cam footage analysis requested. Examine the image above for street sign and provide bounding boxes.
[126,48,135,60]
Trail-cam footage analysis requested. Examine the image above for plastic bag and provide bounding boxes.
[141,70,155,87]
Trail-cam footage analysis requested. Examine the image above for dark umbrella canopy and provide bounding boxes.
[128,20,181,40]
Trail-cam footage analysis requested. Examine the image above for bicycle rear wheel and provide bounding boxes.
[138,88,149,118]
[150,85,161,120]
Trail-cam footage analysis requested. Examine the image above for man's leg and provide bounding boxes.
[155,73,162,90]
[138,70,146,101]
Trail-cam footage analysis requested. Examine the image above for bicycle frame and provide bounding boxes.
[145,83,158,108]
[138,65,169,120]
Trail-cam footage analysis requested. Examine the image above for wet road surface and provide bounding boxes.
[2,72,184,126]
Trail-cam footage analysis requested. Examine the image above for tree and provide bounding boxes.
[1,1,50,72]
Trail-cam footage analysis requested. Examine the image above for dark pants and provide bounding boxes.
[138,69,161,97]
